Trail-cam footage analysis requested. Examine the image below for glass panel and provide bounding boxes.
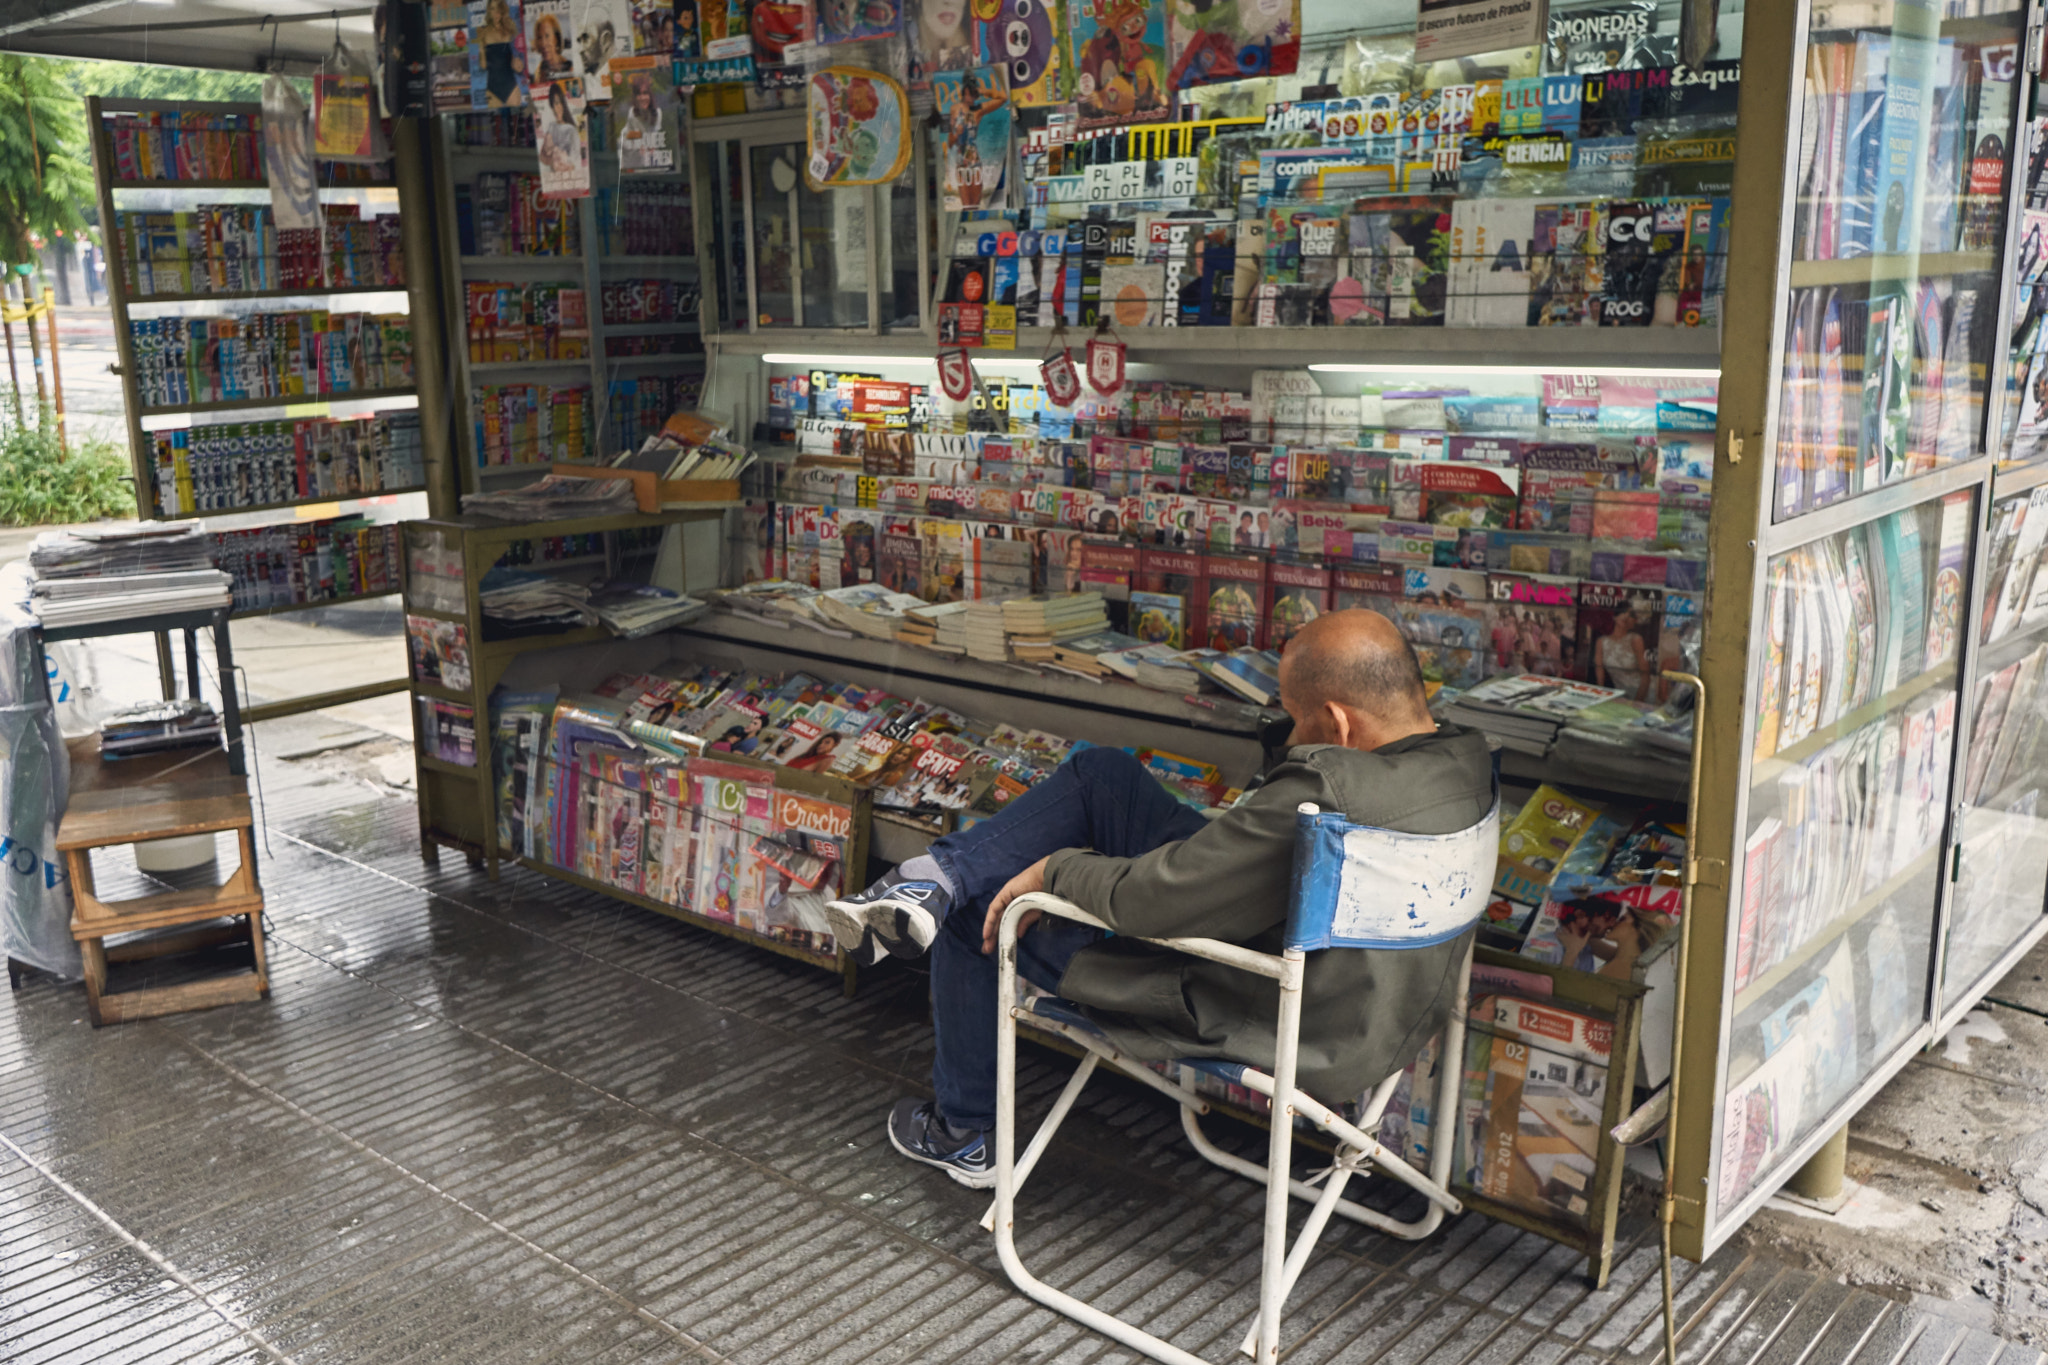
[1721,489,1975,1212]
[1946,485,2048,1001]
[878,177,922,329]
[801,180,872,329]
[1773,3,2025,520]
[748,144,799,327]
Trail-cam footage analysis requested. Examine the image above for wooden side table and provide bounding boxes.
[59,738,268,1026]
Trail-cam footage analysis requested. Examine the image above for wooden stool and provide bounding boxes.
[59,740,269,1026]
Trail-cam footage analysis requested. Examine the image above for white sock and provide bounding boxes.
[898,854,957,903]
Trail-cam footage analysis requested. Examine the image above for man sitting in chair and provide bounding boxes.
[826,609,1493,1187]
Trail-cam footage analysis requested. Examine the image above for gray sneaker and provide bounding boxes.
[825,868,951,964]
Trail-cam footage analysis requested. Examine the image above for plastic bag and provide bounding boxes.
[1,593,76,979]
[262,73,320,232]
[43,639,112,740]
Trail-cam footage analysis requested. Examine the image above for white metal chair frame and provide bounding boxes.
[987,799,1491,1365]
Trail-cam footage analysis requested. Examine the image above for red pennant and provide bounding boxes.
[1085,336,1126,396]
[1041,349,1080,407]
[937,348,975,402]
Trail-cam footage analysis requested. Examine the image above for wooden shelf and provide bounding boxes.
[680,612,1273,738]
[400,604,468,625]
[161,485,426,520]
[140,386,417,418]
[408,679,472,704]
[599,255,699,267]
[1731,845,1942,1018]
[601,351,708,367]
[124,284,408,305]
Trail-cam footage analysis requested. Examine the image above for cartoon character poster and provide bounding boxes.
[1165,0,1296,92]
[750,0,810,89]
[813,0,902,46]
[909,0,976,88]
[807,66,913,186]
[978,0,1061,106]
[1069,0,1168,130]
[933,65,1012,210]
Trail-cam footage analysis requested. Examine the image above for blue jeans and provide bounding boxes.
[924,746,1211,1131]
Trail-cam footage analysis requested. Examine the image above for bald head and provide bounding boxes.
[1277,609,1435,751]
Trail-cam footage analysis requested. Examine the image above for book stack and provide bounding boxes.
[934,605,973,656]
[1131,647,1218,694]
[898,600,966,650]
[589,584,707,639]
[961,598,1014,662]
[1445,673,1624,756]
[812,583,926,639]
[1004,593,1110,663]
[1047,629,1139,680]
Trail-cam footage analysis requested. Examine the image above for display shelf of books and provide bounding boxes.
[1661,0,2039,1264]
[431,109,704,499]
[88,95,444,722]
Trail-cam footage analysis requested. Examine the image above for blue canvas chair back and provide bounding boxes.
[1285,790,1501,953]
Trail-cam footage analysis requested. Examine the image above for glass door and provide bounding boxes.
[1672,0,2029,1261]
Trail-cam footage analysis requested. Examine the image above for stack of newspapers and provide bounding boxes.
[25,522,231,628]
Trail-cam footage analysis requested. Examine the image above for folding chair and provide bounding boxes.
[989,795,1499,1364]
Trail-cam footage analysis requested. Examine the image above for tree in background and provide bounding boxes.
[0,56,92,270]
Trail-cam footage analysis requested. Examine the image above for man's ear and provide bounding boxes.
[1323,699,1351,748]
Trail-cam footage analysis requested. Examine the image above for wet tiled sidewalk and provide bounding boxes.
[1,738,2036,1365]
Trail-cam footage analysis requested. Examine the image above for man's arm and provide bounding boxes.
[1035,761,1327,943]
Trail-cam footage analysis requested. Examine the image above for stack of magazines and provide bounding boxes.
[1443,673,1624,756]
[479,571,596,632]
[25,522,231,628]
[99,699,222,759]
[588,583,707,639]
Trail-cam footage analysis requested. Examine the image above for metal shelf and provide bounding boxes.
[160,485,427,520]
[139,386,418,418]
[123,283,409,305]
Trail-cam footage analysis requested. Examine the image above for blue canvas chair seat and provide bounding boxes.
[989,795,1500,1365]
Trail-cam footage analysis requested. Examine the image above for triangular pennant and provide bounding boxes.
[1085,335,1126,396]
[1041,349,1080,407]
[937,347,976,401]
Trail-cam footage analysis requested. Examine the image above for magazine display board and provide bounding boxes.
[1668,0,2044,1263]
[87,96,450,722]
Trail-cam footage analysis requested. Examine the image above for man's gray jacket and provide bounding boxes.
[1043,724,1494,1100]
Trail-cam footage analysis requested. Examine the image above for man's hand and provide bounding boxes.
[983,855,1052,954]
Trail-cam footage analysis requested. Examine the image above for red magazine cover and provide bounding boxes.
[1265,559,1331,649]
[1078,539,1141,633]
[1138,544,1207,647]
[1204,553,1268,650]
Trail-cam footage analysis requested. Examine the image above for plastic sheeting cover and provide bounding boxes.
[0,563,76,978]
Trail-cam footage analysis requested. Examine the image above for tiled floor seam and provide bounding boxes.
[149,1022,737,1365]
[0,1131,296,1364]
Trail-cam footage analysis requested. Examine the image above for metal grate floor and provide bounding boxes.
[1,737,2036,1365]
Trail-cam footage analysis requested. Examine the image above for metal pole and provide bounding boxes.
[22,277,48,414]
[42,284,65,454]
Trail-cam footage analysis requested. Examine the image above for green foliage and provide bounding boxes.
[64,61,273,105]
[0,406,134,527]
[0,57,94,270]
